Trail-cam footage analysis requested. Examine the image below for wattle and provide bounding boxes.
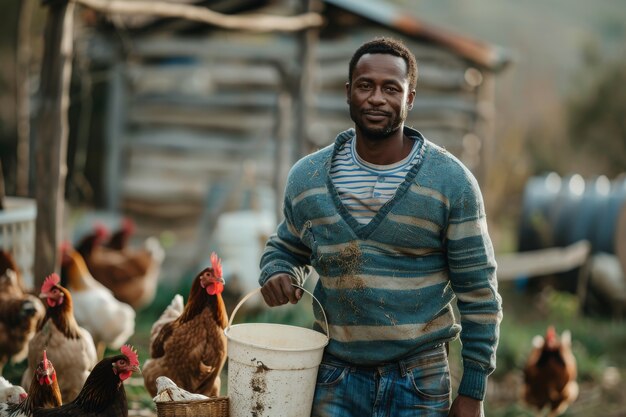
[206,282,224,295]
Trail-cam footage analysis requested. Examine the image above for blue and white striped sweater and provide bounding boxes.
[259,127,502,400]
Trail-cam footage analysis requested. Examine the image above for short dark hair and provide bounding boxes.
[348,37,418,91]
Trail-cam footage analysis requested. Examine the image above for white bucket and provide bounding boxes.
[224,286,329,417]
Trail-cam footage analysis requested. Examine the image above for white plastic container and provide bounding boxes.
[0,197,37,289]
[225,287,329,417]
[214,210,277,304]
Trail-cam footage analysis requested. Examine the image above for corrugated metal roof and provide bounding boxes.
[323,0,511,71]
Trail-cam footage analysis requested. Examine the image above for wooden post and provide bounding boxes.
[16,0,34,197]
[293,0,319,160]
[33,0,75,287]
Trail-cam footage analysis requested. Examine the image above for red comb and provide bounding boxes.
[121,344,139,367]
[42,350,49,370]
[210,252,222,278]
[94,222,109,240]
[41,273,60,293]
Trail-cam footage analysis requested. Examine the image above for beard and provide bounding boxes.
[349,103,408,140]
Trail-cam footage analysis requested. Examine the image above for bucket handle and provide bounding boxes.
[227,284,329,340]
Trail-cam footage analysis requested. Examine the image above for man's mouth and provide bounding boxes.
[363,110,390,121]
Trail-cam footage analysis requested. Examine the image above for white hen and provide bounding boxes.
[153,376,210,402]
[61,246,136,358]
[0,377,26,404]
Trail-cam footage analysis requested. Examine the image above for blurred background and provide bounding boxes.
[0,0,625,416]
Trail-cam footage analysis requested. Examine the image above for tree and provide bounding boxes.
[567,52,626,176]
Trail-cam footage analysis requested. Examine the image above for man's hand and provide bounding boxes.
[260,274,303,306]
[448,395,483,417]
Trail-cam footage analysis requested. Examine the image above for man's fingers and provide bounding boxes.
[260,285,279,307]
[294,287,303,303]
[261,274,297,306]
[280,277,300,304]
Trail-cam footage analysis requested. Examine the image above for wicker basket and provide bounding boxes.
[155,397,229,417]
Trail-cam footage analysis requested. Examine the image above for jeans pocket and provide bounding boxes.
[316,363,349,387]
[406,354,451,400]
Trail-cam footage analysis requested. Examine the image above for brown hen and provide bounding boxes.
[0,252,45,375]
[76,221,164,310]
[522,325,579,417]
[142,252,227,397]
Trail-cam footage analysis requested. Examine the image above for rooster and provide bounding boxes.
[522,325,579,417]
[0,253,45,375]
[21,274,98,403]
[142,252,227,397]
[0,350,62,417]
[60,245,135,358]
[32,345,140,417]
[0,378,26,405]
[76,221,164,310]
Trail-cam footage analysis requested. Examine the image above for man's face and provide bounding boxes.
[347,53,415,140]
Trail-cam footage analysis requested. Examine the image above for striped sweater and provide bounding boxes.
[259,127,502,400]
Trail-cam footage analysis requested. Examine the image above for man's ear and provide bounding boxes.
[345,82,351,104]
[407,89,416,110]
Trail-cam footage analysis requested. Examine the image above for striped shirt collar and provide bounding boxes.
[350,134,421,173]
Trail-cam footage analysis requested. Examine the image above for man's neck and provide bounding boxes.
[354,126,413,165]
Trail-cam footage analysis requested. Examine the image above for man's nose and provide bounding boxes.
[368,87,386,104]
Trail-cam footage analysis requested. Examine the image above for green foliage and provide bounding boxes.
[543,290,580,323]
[567,51,626,176]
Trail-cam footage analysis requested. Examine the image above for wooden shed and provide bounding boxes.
[76,0,510,284]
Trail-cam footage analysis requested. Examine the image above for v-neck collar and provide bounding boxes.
[325,127,428,240]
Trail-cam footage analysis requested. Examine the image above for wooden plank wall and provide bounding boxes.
[100,34,297,280]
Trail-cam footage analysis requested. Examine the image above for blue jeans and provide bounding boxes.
[311,345,451,417]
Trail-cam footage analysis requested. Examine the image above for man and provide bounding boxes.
[259,37,502,417]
